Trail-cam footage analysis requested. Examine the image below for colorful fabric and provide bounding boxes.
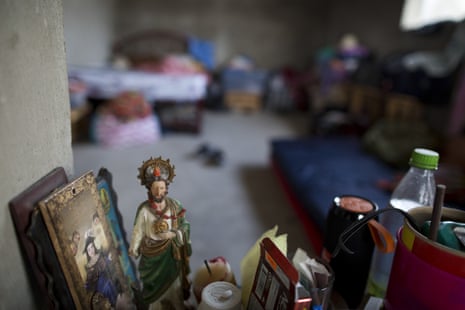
[139,239,180,303]
[85,253,119,306]
[91,113,161,148]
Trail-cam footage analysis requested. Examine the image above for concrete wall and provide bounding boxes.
[0,0,72,308]
[64,0,454,69]
[114,0,329,69]
[113,0,453,69]
[63,0,115,66]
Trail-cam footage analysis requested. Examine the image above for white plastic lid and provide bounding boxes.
[199,281,242,310]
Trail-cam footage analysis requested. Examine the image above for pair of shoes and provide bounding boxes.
[192,143,225,167]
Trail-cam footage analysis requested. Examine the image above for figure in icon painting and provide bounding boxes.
[83,236,121,306]
[69,230,81,256]
[68,213,124,307]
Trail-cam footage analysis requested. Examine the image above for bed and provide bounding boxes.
[68,29,212,133]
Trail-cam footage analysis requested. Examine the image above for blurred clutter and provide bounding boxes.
[221,55,269,113]
[90,91,161,148]
[239,226,336,310]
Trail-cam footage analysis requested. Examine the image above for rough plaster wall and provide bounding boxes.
[0,0,72,308]
[63,0,115,66]
[324,0,453,57]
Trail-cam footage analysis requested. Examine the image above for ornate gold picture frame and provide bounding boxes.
[39,171,133,309]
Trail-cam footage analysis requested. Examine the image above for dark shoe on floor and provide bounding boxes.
[191,143,211,158]
[205,149,225,166]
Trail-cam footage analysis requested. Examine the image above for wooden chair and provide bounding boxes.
[348,84,384,126]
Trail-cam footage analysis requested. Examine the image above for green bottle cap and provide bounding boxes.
[409,148,439,170]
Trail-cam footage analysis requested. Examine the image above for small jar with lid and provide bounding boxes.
[322,195,378,309]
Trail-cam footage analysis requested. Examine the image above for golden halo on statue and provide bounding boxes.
[137,156,176,187]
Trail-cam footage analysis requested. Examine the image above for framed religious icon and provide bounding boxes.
[39,171,135,309]
[9,167,74,309]
[95,168,138,289]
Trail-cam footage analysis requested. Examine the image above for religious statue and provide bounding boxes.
[129,156,192,309]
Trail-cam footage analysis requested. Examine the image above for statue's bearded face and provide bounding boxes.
[150,180,167,203]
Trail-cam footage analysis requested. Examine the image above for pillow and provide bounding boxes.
[362,118,441,168]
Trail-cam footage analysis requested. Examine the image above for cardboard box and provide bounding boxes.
[225,91,262,112]
[222,69,268,93]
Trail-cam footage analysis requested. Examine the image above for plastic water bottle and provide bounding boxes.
[366,148,439,298]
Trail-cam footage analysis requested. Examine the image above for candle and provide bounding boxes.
[192,256,236,303]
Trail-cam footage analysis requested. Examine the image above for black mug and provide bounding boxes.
[321,195,378,309]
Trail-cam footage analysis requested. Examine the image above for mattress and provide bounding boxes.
[271,136,394,251]
[68,65,208,102]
